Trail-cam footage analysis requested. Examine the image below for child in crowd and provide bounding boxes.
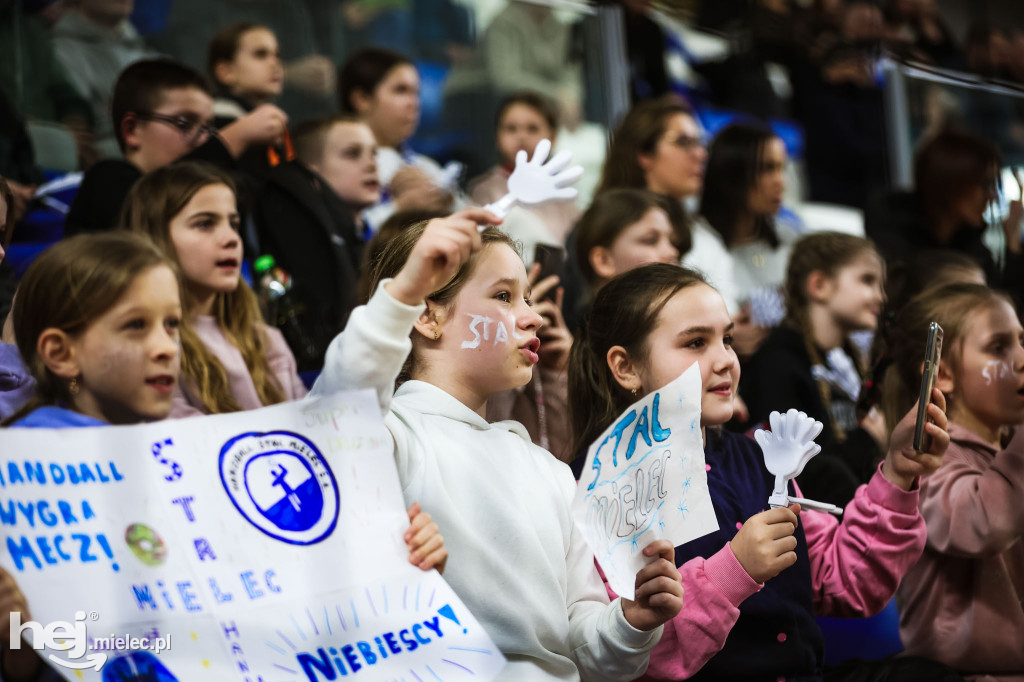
[567,188,687,330]
[0,232,448,680]
[254,115,377,368]
[315,208,684,679]
[468,91,580,254]
[5,233,182,428]
[339,47,456,230]
[207,23,284,127]
[120,162,306,415]
[206,22,292,195]
[888,283,1024,678]
[742,233,887,506]
[568,262,956,681]
[65,59,287,236]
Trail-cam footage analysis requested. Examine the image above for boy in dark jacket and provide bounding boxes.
[254,115,377,369]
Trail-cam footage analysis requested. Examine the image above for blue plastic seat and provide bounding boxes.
[817,598,904,664]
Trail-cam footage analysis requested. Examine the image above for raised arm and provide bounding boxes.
[311,209,498,410]
[805,392,949,617]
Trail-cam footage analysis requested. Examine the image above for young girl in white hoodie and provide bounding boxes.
[313,208,684,680]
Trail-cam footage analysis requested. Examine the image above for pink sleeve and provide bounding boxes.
[918,430,1024,556]
[603,546,761,680]
[800,464,926,618]
[262,326,309,401]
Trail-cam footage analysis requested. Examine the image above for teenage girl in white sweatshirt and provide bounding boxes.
[313,208,683,680]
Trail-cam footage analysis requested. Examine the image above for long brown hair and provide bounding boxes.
[783,232,879,441]
[5,233,178,424]
[597,95,695,193]
[366,219,517,385]
[879,282,1012,432]
[120,161,285,413]
[568,263,708,456]
[699,122,781,249]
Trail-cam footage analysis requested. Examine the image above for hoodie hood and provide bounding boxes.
[393,379,533,442]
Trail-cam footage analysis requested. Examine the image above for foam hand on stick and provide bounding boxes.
[755,409,842,515]
[482,139,583,225]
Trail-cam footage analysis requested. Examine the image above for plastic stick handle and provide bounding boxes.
[788,496,844,515]
[482,193,516,221]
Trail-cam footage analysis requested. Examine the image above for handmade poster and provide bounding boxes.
[0,391,505,681]
[571,363,718,599]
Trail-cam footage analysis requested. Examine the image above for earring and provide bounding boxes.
[69,376,80,397]
[631,387,639,397]
[433,330,440,341]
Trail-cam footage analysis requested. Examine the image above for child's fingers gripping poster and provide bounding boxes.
[0,390,505,681]
[571,363,718,599]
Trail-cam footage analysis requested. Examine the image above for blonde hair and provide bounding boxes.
[879,282,1012,432]
[120,161,285,413]
[6,233,178,424]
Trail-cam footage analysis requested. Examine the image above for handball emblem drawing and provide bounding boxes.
[219,431,339,545]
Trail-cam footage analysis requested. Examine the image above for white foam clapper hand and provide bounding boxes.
[482,138,584,220]
[754,409,824,509]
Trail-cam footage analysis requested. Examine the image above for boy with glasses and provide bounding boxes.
[65,58,288,236]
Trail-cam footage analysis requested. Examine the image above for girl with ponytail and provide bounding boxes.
[741,232,887,506]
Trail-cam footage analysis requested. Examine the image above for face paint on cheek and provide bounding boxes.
[461,312,524,349]
[982,359,1013,386]
[494,321,509,344]
[461,313,494,349]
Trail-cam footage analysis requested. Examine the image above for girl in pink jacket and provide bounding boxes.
[891,282,1024,680]
[569,263,954,680]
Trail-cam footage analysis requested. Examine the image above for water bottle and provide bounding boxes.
[253,255,318,365]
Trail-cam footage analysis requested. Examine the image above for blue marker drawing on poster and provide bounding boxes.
[101,650,178,682]
[0,392,507,681]
[571,363,717,600]
[219,431,339,546]
[251,457,323,532]
[274,578,500,682]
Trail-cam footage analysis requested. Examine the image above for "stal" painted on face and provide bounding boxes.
[460,313,524,349]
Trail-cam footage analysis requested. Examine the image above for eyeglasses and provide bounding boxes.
[663,134,706,152]
[134,113,218,145]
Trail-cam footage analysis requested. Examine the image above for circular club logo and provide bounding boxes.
[219,431,339,545]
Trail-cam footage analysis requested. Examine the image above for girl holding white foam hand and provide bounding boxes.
[314,207,683,680]
[567,263,954,681]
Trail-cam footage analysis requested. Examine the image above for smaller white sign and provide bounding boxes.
[571,363,718,599]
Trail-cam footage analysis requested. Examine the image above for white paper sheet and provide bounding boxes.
[0,391,505,681]
[571,364,718,599]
